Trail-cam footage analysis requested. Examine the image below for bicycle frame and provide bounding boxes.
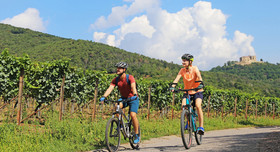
[111,100,132,139]
[183,96,199,133]
[170,81,204,149]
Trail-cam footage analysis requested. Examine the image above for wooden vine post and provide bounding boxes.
[147,86,151,120]
[255,99,258,119]
[264,102,267,118]
[92,79,98,121]
[17,68,24,125]
[207,95,211,118]
[221,95,224,119]
[234,97,237,117]
[59,75,65,121]
[245,98,248,120]
[273,103,275,120]
[171,92,175,120]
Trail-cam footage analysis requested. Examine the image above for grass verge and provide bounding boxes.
[0,112,279,152]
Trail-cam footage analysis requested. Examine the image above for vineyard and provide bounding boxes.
[1,49,280,125]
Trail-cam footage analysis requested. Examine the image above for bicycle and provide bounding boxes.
[171,81,203,149]
[104,98,141,152]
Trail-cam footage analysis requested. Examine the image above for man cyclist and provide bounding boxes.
[100,61,140,143]
[170,54,205,135]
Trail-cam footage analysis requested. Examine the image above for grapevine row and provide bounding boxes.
[1,49,279,116]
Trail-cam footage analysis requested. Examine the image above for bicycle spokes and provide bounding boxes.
[105,118,121,152]
[109,123,119,137]
[181,110,192,149]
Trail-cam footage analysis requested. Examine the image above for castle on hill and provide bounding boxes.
[235,55,263,65]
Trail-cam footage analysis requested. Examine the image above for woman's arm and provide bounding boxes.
[195,67,203,81]
[171,73,182,88]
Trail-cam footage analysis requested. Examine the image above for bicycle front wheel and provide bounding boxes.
[105,118,121,152]
[129,120,141,149]
[180,109,192,149]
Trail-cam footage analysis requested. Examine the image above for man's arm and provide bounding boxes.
[131,82,137,95]
[103,84,115,97]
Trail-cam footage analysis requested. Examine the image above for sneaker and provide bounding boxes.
[133,134,140,144]
[197,127,204,135]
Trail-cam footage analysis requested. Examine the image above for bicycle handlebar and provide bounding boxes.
[104,98,134,104]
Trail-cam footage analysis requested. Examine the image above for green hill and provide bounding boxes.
[207,62,280,97]
[210,62,280,80]
[0,23,180,80]
[1,23,279,97]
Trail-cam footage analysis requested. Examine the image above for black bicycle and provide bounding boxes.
[171,81,203,149]
[104,98,141,152]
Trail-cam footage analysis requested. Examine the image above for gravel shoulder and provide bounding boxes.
[91,126,280,152]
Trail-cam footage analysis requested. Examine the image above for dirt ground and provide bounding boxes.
[92,126,280,152]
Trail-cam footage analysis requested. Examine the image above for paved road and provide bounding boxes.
[91,126,280,152]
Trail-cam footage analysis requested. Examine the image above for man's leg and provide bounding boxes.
[129,99,140,144]
[130,112,139,134]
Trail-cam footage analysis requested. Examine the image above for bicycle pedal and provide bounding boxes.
[197,130,204,135]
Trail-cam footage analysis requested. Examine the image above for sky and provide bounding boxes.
[0,0,279,70]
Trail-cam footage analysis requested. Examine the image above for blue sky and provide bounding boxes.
[1,0,279,70]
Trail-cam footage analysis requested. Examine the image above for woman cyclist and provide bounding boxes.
[170,54,205,135]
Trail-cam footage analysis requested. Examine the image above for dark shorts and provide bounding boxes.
[183,92,203,107]
[122,97,139,114]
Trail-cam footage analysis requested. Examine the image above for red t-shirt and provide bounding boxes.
[111,75,135,98]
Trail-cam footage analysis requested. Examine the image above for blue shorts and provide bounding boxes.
[122,97,139,114]
[183,92,203,107]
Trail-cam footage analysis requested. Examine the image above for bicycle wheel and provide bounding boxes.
[180,109,192,149]
[129,120,141,149]
[105,118,121,152]
[194,116,202,145]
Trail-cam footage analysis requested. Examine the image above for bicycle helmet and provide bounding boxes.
[181,54,194,61]
[115,61,128,69]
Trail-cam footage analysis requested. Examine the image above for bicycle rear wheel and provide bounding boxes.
[129,120,141,149]
[105,118,121,152]
[194,116,202,145]
[180,109,192,149]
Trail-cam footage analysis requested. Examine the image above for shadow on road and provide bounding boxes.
[90,127,280,152]
[197,128,280,152]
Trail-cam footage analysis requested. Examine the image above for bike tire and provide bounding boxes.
[180,109,192,149]
[129,120,141,149]
[194,116,202,145]
[105,118,121,152]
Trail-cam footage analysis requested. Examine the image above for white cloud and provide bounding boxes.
[90,0,160,30]
[92,1,255,70]
[233,30,255,56]
[1,8,46,32]
[93,32,106,42]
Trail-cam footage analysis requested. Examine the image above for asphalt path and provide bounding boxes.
[91,126,280,152]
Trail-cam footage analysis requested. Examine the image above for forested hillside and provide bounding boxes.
[0,23,180,80]
[208,62,280,97]
[210,62,280,80]
[1,23,279,97]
